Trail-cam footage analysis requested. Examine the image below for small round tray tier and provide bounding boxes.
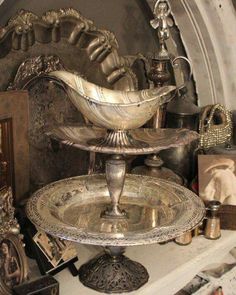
[48,126,198,155]
[26,174,205,247]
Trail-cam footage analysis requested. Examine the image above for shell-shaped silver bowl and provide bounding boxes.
[50,71,176,130]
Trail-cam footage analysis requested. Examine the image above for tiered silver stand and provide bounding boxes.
[27,126,205,293]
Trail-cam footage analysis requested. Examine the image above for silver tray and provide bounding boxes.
[49,126,199,155]
[26,174,205,247]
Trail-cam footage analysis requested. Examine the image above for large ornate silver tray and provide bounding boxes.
[49,126,199,154]
[26,174,205,247]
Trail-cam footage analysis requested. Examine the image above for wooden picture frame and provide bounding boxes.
[198,154,236,229]
[198,155,236,205]
[0,91,29,202]
[0,118,14,190]
[33,231,77,269]
[21,219,78,277]
[0,234,28,295]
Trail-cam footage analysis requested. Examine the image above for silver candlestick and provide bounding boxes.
[102,155,126,218]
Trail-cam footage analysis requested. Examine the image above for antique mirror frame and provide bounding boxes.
[0,234,29,295]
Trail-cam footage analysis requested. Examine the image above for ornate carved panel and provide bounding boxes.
[0,8,140,91]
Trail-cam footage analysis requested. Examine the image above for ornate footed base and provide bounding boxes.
[79,247,149,293]
[88,130,149,148]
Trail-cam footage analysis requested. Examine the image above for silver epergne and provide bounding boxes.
[26,68,205,293]
[26,0,205,293]
[27,125,205,293]
[27,100,205,293]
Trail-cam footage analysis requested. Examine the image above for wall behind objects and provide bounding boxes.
[147,0,236,109]
[0,0,158,56]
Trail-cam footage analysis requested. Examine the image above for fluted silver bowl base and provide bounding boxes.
[79,247,149,293]
[49,126,199,155]
[88,130,149,149]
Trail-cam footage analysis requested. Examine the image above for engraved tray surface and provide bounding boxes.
[26,174,205,247]
[48,126,199,155]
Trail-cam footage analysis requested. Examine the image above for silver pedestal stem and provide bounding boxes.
[104,154,126,218]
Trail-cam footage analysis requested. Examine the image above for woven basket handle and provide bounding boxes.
[199,104,228,133]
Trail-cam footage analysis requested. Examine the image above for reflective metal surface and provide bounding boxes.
[175,231,192,245]
[26,174,205,247]
[49,126,199,155]
[204,201,221,240]
[79,246,149,293]
[131,154,184,185]
[50,71,175,130]
[166,86,201,131]
[102,155,127,218]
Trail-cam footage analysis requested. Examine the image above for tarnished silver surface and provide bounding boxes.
[103,155,127,218]
[150,0,172,58]
[49,126,199,155]
[26,174,205,247]
[50,71,176,130]
[131,155,184,185]
[1,8,139,91]
[79,246,149,293]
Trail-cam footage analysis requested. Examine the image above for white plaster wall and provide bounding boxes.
[196,0,236,109]
[148,0,236,109]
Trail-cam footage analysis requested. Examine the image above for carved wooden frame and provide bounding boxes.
[0,8,139,91]
[0,91,29,201]
[0,233,29,295]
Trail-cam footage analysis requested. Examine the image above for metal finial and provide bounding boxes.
[150,0,173,58]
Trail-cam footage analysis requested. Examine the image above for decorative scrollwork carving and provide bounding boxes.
[0,8,139,90]
[7,9,38,28]
[6,9,38,51]
[8,55,65,90]
[0,187,20,236]
[0,8,116,53]
[42,8,94,29]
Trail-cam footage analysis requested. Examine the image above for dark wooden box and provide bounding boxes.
[12,275,59,295]
[219,205,236,230]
